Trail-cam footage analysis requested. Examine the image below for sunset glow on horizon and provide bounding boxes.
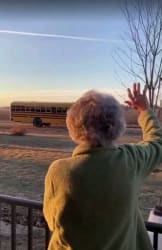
[0,88,127,107]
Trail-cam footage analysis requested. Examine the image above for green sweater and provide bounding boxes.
[43,109,162,250]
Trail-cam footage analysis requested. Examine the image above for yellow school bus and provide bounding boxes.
[10,101,73,127]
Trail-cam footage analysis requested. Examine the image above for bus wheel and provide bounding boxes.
[33,117,42,127]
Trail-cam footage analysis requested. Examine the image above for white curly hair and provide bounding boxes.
[66,90,126,146]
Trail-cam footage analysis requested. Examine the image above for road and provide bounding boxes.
[0,120,70,138]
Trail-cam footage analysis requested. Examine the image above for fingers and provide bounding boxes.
[126,83,148,111]
[127,83,146,100]
[137,83,140,95]
[133,83,137,96]
[133,83,140,96]
[127,88,134,101]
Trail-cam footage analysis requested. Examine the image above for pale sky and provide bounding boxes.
[0,1,142,106]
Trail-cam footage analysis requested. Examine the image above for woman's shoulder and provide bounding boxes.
[47,157,73,175]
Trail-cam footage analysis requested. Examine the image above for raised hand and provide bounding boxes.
[125,83,149,112]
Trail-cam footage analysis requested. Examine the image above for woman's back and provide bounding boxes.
[44,84,162,250]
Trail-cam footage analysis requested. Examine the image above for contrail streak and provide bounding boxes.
[0,29,124,43]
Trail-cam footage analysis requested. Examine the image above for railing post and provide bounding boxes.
[153,232,158,250]
[11,204,16,250]
[28,207,33,250]
[45,223,51,249]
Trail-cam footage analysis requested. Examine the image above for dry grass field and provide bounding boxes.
[0,107,162,249]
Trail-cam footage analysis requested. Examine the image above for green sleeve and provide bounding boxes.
[133,109,162,177]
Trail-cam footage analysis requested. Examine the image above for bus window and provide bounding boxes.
[62,108,67,114]
[36,107,41,112]
[57,107,62,113]
[15,106,21,111]
[26,107,31,112]
[31,107,35,112]
[21,106,25,111]
[41,107,45,112]
[46,107,51,113]
[52,107,56,113]
[11,106,16,111]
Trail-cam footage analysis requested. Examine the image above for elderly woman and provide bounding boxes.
[43,83,162,250]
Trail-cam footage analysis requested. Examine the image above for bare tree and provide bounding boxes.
[116,0,162,109]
